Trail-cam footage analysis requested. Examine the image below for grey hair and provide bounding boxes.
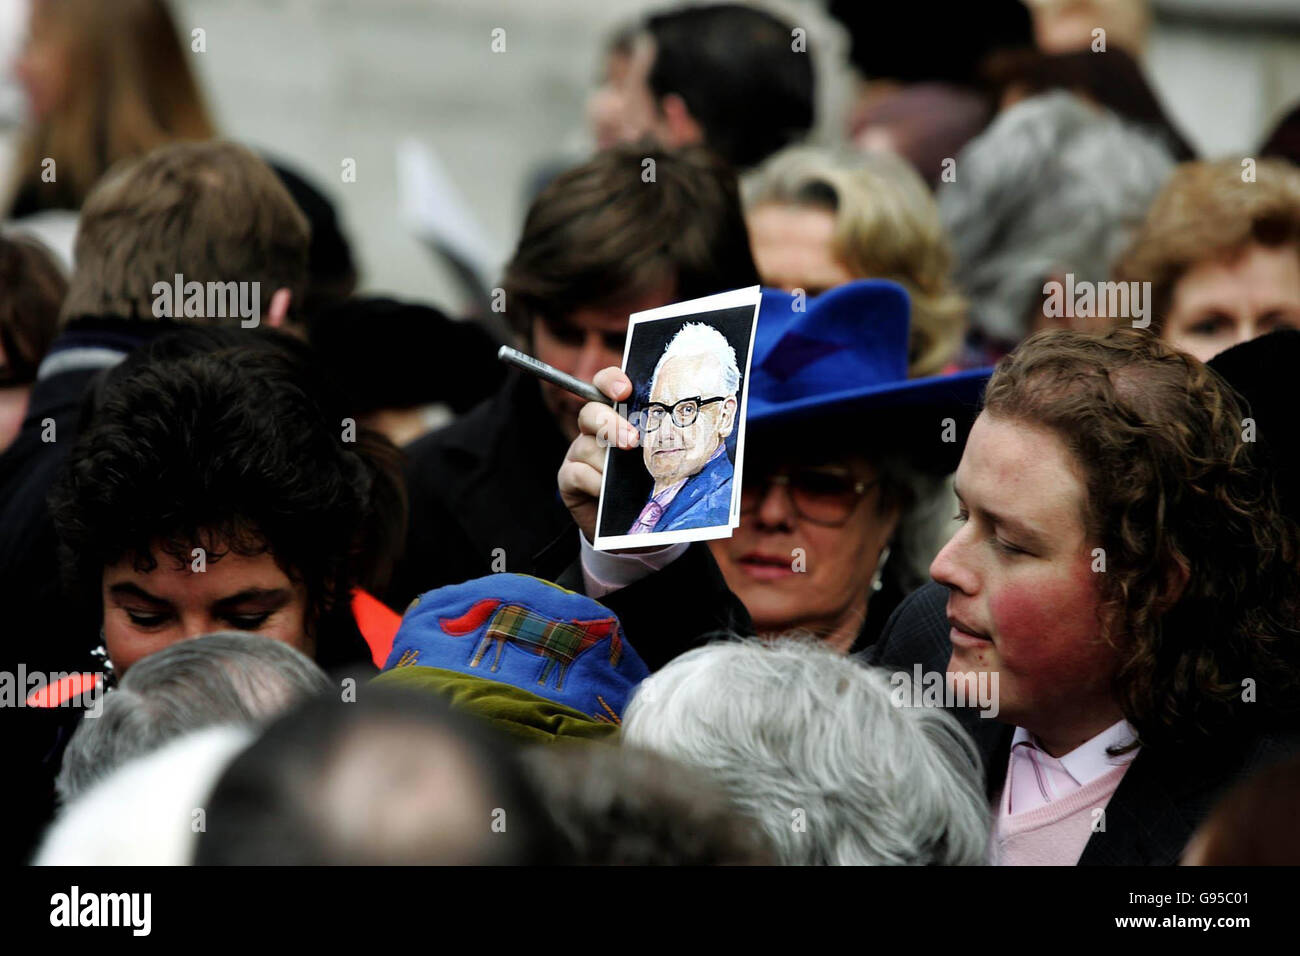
[939,91,1175,345]
[883,465,958,595]
[56,632,331,802]
[623,638,990,865]
[520,744,774,864]
[652,322,740,396]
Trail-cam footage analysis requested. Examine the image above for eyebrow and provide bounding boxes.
[211,588,292,612]
[107,582,169,605]
[106,584,291,611]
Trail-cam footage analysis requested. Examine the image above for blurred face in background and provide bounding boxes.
[533,286,674,442]
[747,202,855,297]
[1160,242,1300,363]
[101,536,311,674]
[15,0,72,119]
[710,448,899,653]
[587,34,658,150]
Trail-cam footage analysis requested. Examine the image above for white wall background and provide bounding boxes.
[169,0,852,313]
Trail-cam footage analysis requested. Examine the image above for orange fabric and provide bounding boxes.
[352,588,404,669]
[25,672,103,708]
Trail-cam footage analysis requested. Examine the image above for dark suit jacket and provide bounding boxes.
[863,581,1300,865]
[387,371,574,609]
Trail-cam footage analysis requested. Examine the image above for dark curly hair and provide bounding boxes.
[50,345,384,666]
[983,328,1300,751]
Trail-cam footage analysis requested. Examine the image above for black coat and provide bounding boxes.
[0,362,102,673]
[386,371,575,609]
[862,580,1300,865]
[0,340,125,864]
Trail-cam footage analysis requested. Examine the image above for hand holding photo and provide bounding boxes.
[593,286,761,551]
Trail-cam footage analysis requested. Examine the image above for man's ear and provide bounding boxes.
[718,396,738,439]
[658,93,705,148]
[267,288,293,329]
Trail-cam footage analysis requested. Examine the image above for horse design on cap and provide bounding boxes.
[439,598,623,691]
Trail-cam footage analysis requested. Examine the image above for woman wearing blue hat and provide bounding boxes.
[561,280,991,654]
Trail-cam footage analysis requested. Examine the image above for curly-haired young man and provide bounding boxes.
[871,328,1300,864]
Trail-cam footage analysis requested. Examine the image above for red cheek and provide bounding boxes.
[988,564,1108,678]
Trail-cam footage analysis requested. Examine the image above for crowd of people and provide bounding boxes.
[3,0,1300,868]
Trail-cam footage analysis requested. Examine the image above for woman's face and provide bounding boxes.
[16,4,72,120]
[746,202,855,298]
[101,540,311,674]
[709,452,898,652]
[586,38,658,150]
[1161,242,1300,363]
[930,413,1122,753]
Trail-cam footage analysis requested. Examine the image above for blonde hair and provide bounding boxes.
[1114,157,1300,336]
[8,0,215,214]
[745,146,967,377]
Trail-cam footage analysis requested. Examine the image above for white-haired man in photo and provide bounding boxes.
[629,322,739,534]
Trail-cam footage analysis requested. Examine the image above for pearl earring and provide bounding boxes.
[871,545,892,593]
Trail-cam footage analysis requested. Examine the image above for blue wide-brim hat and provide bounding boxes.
[385,574,649,724]
[749,280,991,427]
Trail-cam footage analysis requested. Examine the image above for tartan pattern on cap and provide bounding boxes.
[385,573,649,720]
[475,604,623,692]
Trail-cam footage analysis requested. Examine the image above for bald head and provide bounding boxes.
[195,687,559,865]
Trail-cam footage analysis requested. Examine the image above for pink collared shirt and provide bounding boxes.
[1003,719,1138,816]
[991,719,1139,865]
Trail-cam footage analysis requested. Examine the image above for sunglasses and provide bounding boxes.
[740,466,879,527]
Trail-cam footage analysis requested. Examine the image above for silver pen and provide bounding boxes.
[497,346,615,407]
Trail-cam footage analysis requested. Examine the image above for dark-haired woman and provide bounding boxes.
[50,344,400,677]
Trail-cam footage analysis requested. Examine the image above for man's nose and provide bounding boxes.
[656,418,685,446]
[930,525,977,594]
[180,614,215,641]
[573,334,616,383]
[1235,319,1258,349]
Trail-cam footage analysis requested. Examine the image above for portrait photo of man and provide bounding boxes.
[594,286,759,551]
[629,323,739,535]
